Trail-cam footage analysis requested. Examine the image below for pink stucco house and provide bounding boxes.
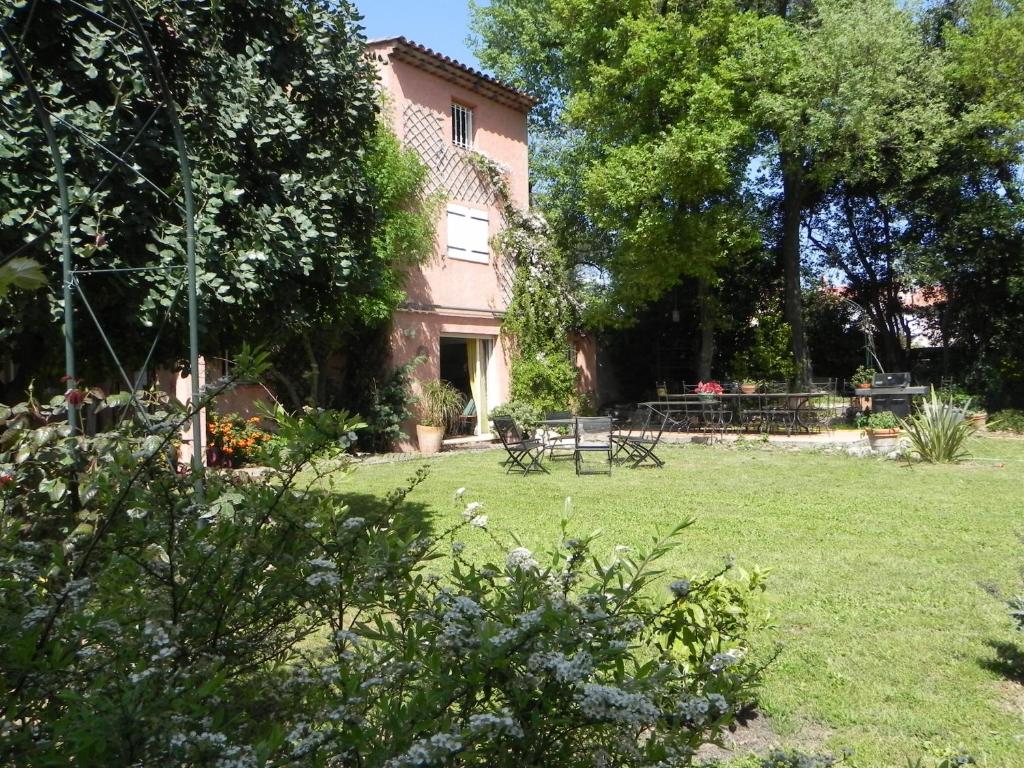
[368,37,534,449]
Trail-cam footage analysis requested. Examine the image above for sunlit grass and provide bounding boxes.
[335,436,1024,767]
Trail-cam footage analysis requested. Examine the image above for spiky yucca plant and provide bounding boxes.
[899,388,976,463]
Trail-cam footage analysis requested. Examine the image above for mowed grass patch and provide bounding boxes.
[333,437,1024,766]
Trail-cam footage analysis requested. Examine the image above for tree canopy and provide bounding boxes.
[472,0,1024,402]
[1,0,433,407]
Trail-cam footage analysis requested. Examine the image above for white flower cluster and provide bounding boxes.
[306,557,340,588]
[385,709,524,767]
[677,693,729,725]
[506,546,539,574]
[461,501,484,519]
[466,709,524,738]
[527,650,593,684]
[709,649,742,672]
[576,683,659,726]
[488,605,545,647]
[342,516,365,531]
[437,595,485,652]
[668,579,692,599]
[385,732,463,767]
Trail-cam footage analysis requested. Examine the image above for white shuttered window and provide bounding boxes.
[447,204,489,263]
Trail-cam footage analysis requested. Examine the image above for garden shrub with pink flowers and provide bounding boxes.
[0,388,770,766]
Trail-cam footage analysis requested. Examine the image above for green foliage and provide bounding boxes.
[899,388,976,463]
[360,360,419,452]
[508,353,580,416]
[732,298,798,383]
[0,258,46,298]
[859,410,900,430]
[482,153,582,414]
[0,400,769,766]
[474,0,1024,397]
[416,379,465,430]
[488,399,543,433]
[988,409,1024,434]
[367,120,440,270]
[0,1,428,409]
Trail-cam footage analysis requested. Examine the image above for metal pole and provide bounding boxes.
[0,28,78,433]
[117,0,203,498]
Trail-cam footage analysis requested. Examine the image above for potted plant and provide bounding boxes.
[859,410,901,450]
[695,380,724,400]
[739,379,758,394]
[415,380,465,454]
[851,365,875,390]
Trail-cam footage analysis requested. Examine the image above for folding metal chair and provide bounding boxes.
[493,416,548,475]
[613,407,666,468]
[543,410,575,459]
[574,416,613,475]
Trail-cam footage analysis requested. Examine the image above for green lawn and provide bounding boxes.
[334,437,1024,767]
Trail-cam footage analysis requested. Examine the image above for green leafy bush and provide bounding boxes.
[361,360,418,452]
[489,399,543,433]
[899,388,976,463]
[0,395,769,766]
[508,353,580,415]
[858,410,900,430]
[851,365,876,387]
[988,408,1024,434]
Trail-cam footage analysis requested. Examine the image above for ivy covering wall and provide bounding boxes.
[471,154,584,414]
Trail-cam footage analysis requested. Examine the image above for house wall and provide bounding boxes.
[371,42,530,450]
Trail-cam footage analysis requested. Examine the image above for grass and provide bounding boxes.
[333,436,1024,767]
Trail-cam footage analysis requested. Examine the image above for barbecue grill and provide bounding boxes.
[862,372,927,418]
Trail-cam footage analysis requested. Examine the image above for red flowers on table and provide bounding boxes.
[695,380,724,396]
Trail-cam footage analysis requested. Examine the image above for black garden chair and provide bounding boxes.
[574,416,613,476]
[493,416,548,475]
[613,407,666,469]
[543,410,575,459]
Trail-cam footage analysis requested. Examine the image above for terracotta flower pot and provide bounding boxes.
[855,383,871,391]
[866,428,901,451]
[415,424,445,454]
[739,383,757,394]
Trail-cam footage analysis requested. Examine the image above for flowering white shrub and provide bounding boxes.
[1,393,769,766]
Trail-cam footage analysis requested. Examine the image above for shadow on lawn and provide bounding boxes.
[334,490,437,539]
[980,639,1024,684]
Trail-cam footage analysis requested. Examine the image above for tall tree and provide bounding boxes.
[472,0,772,376]
[474,0,963,386]
[1,0,431,407]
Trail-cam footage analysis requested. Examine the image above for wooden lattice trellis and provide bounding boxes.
[403,103,515,302]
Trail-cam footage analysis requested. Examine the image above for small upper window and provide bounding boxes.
[451,103,473,149]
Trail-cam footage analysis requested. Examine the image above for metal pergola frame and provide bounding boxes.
[1,1,204,495]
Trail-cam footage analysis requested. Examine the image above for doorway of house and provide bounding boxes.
[439,336,493,436]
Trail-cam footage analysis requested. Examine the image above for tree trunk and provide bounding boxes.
[781,153,812,386]
[301,333,323,407]
[696,278,716,381]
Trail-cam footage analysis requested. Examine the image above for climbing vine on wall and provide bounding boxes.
[469,153,583,413]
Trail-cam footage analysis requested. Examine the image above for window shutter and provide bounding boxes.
[446,204,468,259]
[447,204,489,263]
[468,209,490,262]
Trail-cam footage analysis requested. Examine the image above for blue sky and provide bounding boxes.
[354,0,484,70]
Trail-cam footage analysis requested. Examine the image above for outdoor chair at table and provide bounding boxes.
[493,416,548,475]
[612,407,665,468]
[574,416,613,475]
[543,410,575,459]
[697,397,731,440]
